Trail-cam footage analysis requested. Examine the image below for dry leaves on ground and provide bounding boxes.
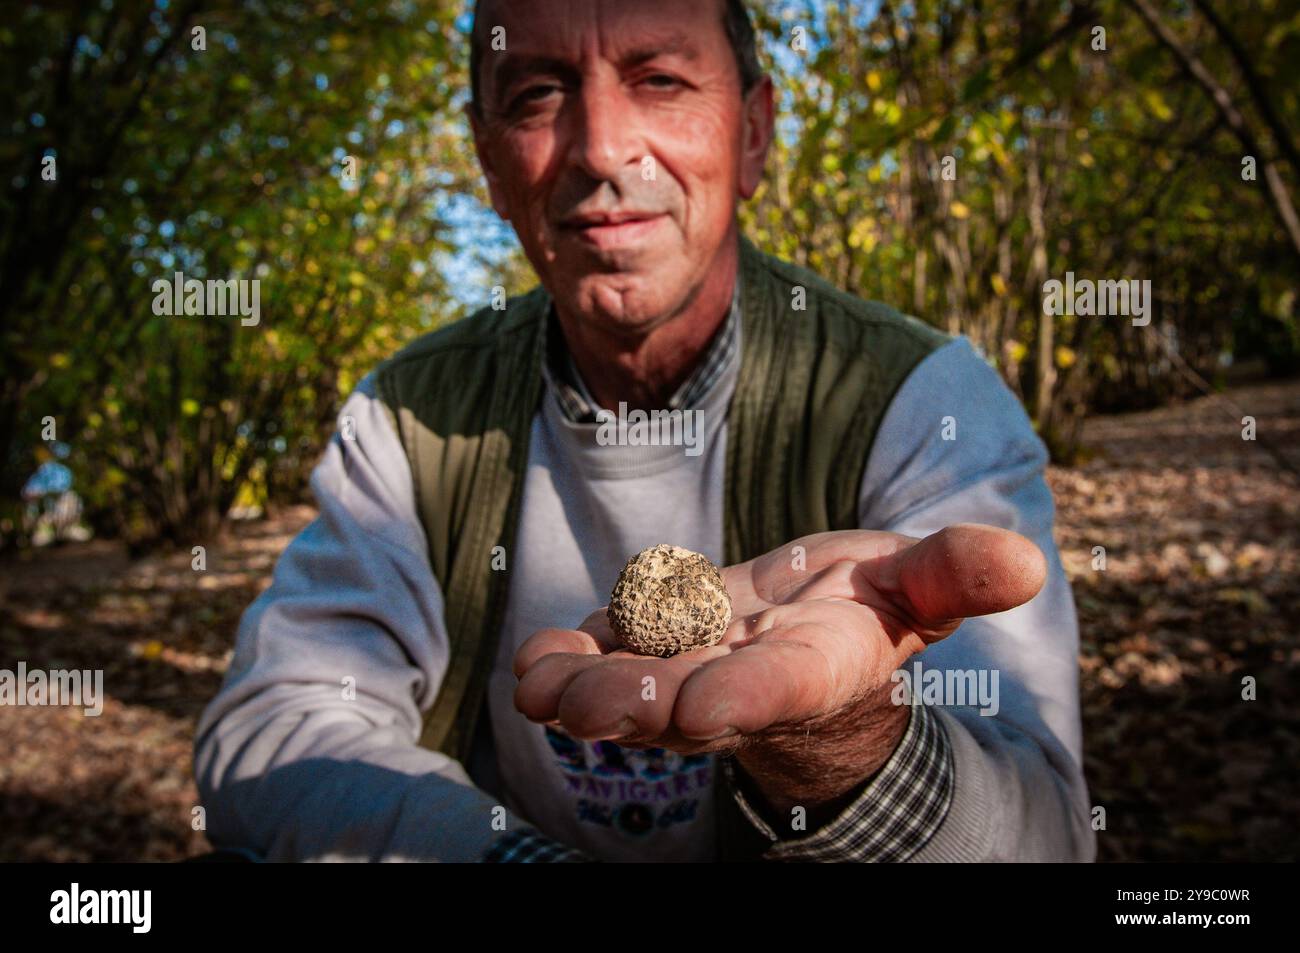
[1,381,1297,861]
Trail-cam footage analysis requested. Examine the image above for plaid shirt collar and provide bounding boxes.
[541,283,741,424]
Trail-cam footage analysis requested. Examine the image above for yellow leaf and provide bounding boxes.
[848,217,876,251]
[949,201,970,219]
[141,640,164,660]
[1055,346,1077,369]
[866,71,882,93]
[990,274,1008,297]
[1143,89,1173,122]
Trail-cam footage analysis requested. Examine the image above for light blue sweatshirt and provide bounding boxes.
[192,332,1095,862]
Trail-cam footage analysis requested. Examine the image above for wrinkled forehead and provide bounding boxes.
[474,0,731,82]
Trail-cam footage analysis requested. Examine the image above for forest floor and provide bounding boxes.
[1,379,1297,862]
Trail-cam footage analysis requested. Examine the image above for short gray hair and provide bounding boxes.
[469,0,762,118]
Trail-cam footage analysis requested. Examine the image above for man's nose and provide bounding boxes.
[566,78,640,182]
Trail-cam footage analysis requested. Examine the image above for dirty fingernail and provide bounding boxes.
[602,717,638,740]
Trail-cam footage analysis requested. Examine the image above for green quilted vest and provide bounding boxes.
[374,232,948,859]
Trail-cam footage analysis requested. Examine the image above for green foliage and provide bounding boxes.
[745,0,1300,453]
[2,0,1298,545]
[1,0,484,544]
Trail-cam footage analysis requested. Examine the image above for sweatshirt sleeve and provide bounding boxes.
[856,336,1096,862]
[191,374,570,862]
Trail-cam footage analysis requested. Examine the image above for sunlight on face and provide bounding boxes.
[471,0,752,335]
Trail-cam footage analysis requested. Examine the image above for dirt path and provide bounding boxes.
[1,381,1297,862]
[1057,379,1299,861]
[0,507,315,861]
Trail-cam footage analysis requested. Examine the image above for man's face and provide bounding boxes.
[470,0,771,335]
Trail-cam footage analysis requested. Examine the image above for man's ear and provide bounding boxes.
[467,104,512,221]
[738,75,775,201]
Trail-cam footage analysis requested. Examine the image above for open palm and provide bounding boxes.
[514,524,1047,755]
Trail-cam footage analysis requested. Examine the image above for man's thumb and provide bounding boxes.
[893,524,1048,634]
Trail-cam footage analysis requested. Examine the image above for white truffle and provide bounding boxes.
[608,545,732,658]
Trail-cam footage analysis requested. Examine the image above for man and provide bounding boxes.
[193,0,1095,862]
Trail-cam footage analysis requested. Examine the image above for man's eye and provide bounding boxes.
[641,74,682,89]
[511,84,561,109]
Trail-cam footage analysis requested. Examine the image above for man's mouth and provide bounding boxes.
[559,211,667,250]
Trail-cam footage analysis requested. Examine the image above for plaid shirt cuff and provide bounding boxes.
[719,700,954,862]
[482,828,594,863]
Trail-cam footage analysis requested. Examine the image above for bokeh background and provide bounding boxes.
[1,0,1297,861]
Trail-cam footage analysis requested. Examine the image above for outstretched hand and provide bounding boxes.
[514,524,1046,765]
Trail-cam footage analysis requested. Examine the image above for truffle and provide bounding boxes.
[608,544,733,657]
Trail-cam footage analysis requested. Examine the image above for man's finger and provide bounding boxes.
[673,613,866,739]
[886,523,1047,635]
[514,652,606,722]
[513,626,604,678]
[555,653,713,740]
